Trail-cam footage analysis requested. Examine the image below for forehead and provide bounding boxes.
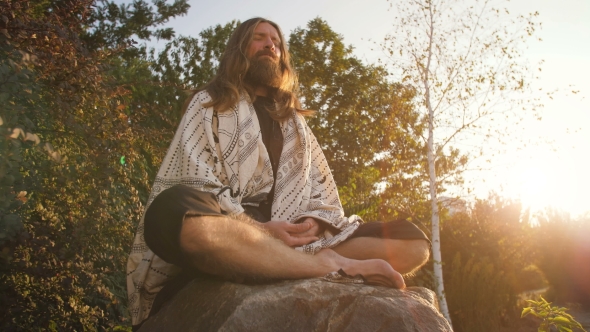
[253,22,280,40]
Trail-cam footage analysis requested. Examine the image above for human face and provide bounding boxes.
[246,22,282,61]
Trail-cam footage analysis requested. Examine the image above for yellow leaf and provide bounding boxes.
[551,316,570,324]
[9,127,24,139]
[521,307,531,317]
[24,132,40,145]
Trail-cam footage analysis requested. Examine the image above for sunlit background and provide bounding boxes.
[151,0,590,217]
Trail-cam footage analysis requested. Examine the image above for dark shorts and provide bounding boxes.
[140,185,430,329]
[143,185,225,269]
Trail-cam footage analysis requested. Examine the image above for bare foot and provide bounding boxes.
[316,249,405,289]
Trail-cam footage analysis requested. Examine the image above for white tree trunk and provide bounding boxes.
[384,0,540,326]
[423,2,452,324]
[427,117,452,325]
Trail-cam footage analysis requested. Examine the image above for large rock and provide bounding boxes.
[140,276,453,331]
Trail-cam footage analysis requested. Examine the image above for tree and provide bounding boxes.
[0,0,190,329]
[150,22,237,88]
[381,0,542,324]
[289,18,426,221]
[83,0,190,52]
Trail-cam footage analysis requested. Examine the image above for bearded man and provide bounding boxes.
[127,18,430,330]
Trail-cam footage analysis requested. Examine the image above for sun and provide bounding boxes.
[517,166,548,212]
[503,151,587,217]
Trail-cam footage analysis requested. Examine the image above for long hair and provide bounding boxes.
[185,17,312,119]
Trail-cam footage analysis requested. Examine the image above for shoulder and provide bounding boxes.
[185,90,212,111]
[293,110,311,127]
[183,90,211,115]
[194,90,212,102]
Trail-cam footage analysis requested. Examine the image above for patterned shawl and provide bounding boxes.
[126,91,362,326]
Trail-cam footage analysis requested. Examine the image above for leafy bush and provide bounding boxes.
[439,196,537,331]
[0,0,188,329]
[522,297,587,332]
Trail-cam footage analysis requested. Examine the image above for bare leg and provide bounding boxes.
[179,215,405,288]
[332,238,430,275]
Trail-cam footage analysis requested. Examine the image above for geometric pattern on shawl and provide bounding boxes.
[126,90,362,326]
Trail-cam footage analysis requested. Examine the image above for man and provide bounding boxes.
[127,18,430,330]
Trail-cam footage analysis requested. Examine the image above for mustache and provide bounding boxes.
[254,50,279,61]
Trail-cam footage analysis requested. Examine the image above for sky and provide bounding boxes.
[147,0,590,216]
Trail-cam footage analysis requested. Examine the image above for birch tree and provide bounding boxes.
[382,0,542,324]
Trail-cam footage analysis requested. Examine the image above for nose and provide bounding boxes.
[264,37,275,51]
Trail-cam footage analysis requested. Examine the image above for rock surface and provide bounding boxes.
[140,276,453,331]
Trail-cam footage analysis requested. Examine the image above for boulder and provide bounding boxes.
[140,276,453,331]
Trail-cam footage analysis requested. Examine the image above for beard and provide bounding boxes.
[244,51,283,88]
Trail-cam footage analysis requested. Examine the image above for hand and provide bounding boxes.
[261,220,319,247]
[292,217,324,238]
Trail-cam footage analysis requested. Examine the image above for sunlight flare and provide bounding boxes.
[503,151,587,216]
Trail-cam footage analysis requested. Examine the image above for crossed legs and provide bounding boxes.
[332,237,430,275]
[179,215,429,288]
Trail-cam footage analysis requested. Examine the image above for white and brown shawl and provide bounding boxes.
[126,91,362,326]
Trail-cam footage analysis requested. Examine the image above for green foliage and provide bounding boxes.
[150,21,238,89]
[84,0,191,50]
[0,0,189,330]
[446,254,514,331]
[408,197,590,332]
[522,297,587,332]
[0,0,64,255]
[439,196,537,332]
[289,18,428,221]
[404,197,588,332]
